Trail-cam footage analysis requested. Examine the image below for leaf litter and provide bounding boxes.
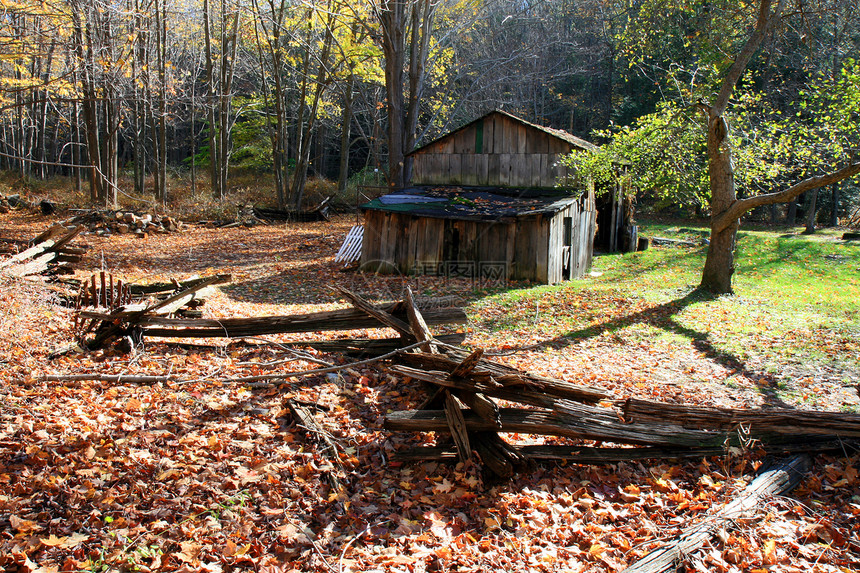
[0,212,858,572]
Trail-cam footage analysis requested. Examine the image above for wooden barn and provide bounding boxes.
[360,110,602,284]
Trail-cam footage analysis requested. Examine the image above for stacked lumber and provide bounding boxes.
[0,225,86,277]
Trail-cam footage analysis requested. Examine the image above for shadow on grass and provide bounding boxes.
[505,287,795,409]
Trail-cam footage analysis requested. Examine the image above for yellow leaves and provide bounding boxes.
[10,515,43,534]
[619,483,640,502]
[39,532,88,549]
[588,542,607,559]
[762,538,778,565]
[124,397,142,411]
[176,539,202,563]
[156,468,181,481]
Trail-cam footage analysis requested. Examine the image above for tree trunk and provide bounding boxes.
[203,0,219,199]
[700,114,738,294]
[699,0,784,294]
[830,182,840,226]
[337,75,355,194]
[787,193,799,225]
[803,187,818,234]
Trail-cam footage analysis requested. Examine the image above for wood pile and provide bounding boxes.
[373,299,859,478]
[61,209,184,235]
[71,272,226,345]
[0,194,56,214]
[72,281,468,352]
[64,276,860,480]
[0,224,86,277]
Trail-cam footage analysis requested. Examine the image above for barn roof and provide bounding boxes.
[408,109,598,156]
[361,185,579,222]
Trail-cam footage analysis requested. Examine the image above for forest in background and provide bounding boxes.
[0,0,859,220]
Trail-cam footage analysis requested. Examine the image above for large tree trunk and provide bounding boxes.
[700,115,738,294]
[699,0,783,294]
[377,0,434,190]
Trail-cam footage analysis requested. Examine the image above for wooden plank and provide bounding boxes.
[5,252,57,277]
[404,286,435,352]
[499,153,512,186]
[0,240,55,269]
[534,216,550,283]
[483,117,494,154]
[412,154,424,183]
[487,154,501,186]
[549,137,571,154]
[444,391,472,462]
[475,154,489,185]
[494,114,506,154]
[547,212,562,284]
[528,154,543,187]
[439,135,455,154]
[334,225,364,263]
[461,154,477,186]
[517,123,527,154]
[448,154,463,184]
[456,125,475,154]
[538,154,551,188]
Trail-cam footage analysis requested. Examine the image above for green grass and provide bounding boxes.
[467,220,860,387]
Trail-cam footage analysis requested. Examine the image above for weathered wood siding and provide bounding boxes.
[361,207,595,284]
[411,113,579,188]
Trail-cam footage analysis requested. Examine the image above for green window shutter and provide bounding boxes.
[475,122,483,154]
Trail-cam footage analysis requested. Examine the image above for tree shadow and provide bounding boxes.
[500,288,796,409]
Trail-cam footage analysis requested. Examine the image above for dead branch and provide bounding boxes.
[621,454,811,573]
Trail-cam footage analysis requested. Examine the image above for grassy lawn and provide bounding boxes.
[468,221,860,405]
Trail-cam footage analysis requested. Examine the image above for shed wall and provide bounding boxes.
[411,113,580,188]
[361,209,593,284]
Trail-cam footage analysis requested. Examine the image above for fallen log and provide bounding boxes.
[299,333,467,355]
[336,286,414,338]
[79,304,467,338]
[623,397,860,438]
[126,274,232,295]
[41,374,174,385]
[471,431,529,478]
[385,408,839,449]
[649,236,698,247]
[386,408,725,448]
[393,440,843,465]
[443,391,472,462]
[286,399,344,492]
[621,454,811,573]
[403,348,610,398]
[404,286,435,352]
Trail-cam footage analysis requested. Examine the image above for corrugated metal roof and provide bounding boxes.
[407,109,598,156]
[361,185,579,221]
